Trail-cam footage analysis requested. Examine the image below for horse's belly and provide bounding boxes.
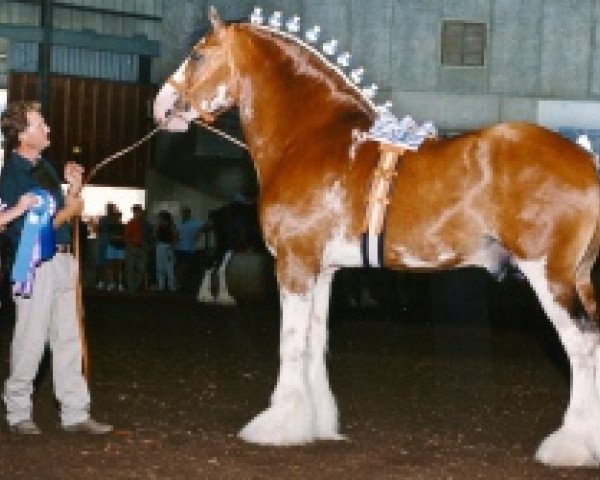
[383,201,488,270]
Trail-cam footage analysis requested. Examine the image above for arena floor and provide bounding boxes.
[0,273,598,479]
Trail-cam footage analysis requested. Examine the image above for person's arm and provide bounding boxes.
[53,161,84,228]
[54,195,83,228]
[0,193,37,229]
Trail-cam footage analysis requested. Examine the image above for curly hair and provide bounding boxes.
[1,101,41,155]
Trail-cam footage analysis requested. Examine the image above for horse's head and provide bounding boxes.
[154,7,238,131]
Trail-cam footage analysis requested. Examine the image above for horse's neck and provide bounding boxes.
[234,27,373,184]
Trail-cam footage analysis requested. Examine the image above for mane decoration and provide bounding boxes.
[248,7,437,152]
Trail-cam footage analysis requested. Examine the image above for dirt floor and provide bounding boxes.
[0,275,599,479]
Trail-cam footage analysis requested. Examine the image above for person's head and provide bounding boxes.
[0,101,50,159]
[158,210,173,225]
[181,206,191,220]
[106,202,117,215]
[132,204,143,218]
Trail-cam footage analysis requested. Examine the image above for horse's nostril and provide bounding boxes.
[184,102,191,112]
[165,108,173,117]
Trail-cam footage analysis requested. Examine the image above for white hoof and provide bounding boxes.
[536,429,600,467]
[239,392,316,445]
[197,292,215,303]
[215,294,236,306]
[317,430,347,441]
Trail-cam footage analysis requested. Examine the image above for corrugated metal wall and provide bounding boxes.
[1,1,162,83]
[10,42,139,82]
[1,1,163,39]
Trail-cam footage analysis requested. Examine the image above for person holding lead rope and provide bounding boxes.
[0,101,112,435]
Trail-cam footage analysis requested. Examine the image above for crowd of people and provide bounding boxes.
[93,203,206,294]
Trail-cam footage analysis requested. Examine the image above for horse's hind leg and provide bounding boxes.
[239,283,315,445]
[516,258,600,467]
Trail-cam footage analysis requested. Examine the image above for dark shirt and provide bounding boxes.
[157,223,175,243]
[0,150,69,247]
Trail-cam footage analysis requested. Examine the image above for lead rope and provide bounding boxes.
[192,119,249,150]
[74,119,245,378]
[74,126,160,379]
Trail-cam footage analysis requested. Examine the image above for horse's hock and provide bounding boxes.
[226,252,275,301]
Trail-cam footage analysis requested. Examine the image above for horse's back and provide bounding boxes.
[383,121,600,267]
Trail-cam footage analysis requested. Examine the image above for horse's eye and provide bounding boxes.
[190,51,204,63]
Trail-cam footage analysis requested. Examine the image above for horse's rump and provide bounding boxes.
[381,122,600,271]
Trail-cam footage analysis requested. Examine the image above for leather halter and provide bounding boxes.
[165,46,236,124]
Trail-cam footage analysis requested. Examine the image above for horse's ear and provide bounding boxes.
[209,6,223,31]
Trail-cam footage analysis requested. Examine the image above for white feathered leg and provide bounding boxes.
[308,270,343,440]
[239,286,315,445]
[536,331,600,467]
[196,269,214,303]
[215,250,236,305]
[517,259,600,467]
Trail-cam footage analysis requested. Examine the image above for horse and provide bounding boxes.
[197,197,264,304]
[153,7,600,467]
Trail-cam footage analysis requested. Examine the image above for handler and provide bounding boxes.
[0,101,112,435]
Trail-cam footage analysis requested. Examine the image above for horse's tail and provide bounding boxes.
[574,181,600,327]
[577,134,600,171]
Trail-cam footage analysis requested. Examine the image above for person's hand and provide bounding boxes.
[64,162,84,195]
[53,195,84,228]
[16,193,38,214]
[65,194,84,214]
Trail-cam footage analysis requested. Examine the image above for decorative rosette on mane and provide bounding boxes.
[248,7,437,152]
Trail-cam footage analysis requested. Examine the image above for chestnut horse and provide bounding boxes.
[154,8,600,467]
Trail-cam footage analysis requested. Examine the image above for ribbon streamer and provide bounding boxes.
[11,188,56,296]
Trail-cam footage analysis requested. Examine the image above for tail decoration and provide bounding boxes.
[11,188,56,296]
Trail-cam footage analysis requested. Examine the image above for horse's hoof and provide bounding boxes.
[197,294,214,303]
[316,431,347,441]
[216,296,236,306]
[535,429,600,467]
[238,397,315,446]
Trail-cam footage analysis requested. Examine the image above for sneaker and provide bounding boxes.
[9,419,41,435]
[62,418,113,434]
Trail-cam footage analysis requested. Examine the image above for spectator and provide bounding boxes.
[95,202,117,289]
[155,210,177,291]
[141,208,156,290]
[124,204,146,293]
[175,206,204,293]
[105,209,125,291]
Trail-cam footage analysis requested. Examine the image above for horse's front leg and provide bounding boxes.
[308,269,344,440]
[215,250,236,305]
[196,267,214,302]
[239,283,316,445]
